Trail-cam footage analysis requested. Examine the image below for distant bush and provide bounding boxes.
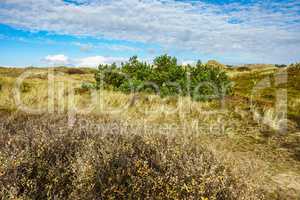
[74,83,95,95]
[288,63,300,70]
[287,63,300,76]
[67,68,86,75]
[236,66,251,72]
[0,113,261,199]
[81,82,95,90]
[95,55,232,100]
[53,67,89,75]
[275,64,287,68]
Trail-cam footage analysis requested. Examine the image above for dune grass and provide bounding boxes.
[0,66,300,199]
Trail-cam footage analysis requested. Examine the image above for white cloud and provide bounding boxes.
[44,54,70,65]
[0,0,300,63]
[43,54,128,67]
[71,42,141,53]
[180,60,197,66]
[77,56,127,67]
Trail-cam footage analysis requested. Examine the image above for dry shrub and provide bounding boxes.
[236,67,251,72]
[74,87,90,95]
[0,112,263,199]
[287,63,300,71]
[287,64,300,77]
[53,67,87,75]
[67,68,86,75]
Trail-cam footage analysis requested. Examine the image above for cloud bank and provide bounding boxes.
[43,54,127,67]
[44,54,70,65]
[1,0,300,63]
[77,56,127,67]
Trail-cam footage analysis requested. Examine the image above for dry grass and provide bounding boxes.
[0,67,300,199]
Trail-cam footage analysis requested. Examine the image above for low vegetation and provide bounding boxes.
[0,62,299,199]
[232,63,300,126]
[288,62,300,70]
[0,112,261,199]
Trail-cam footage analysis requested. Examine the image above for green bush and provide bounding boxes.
[190,63,232,100]
[275,64,287,68]
[74,82,96,95]
[119,78,144,93]
[95,55,232,101]
[81,82,95,90]
[95,63,126,89]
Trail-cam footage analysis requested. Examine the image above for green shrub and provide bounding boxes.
[95,55,232,101]
[275,64,287,68]
[81,82,95,90]
[190,63,231,100]
[95,63,127,89]
[74,82,96,95]
[119,78,144,93]
[122,56,152,81]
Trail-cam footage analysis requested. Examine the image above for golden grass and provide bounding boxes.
[0,67,300,199]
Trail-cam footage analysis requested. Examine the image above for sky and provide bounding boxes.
[0,0,299,67]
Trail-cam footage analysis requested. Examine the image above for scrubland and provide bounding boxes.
[0,64,299,199]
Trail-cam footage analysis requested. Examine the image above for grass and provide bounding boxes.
[0,66,300,199]
[231,66,300,127]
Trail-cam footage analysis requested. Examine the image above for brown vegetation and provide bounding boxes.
[0,112,262,199]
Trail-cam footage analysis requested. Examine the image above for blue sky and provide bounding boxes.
[0,0,299,67]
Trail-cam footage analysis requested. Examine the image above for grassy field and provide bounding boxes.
[0,66,299,199]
